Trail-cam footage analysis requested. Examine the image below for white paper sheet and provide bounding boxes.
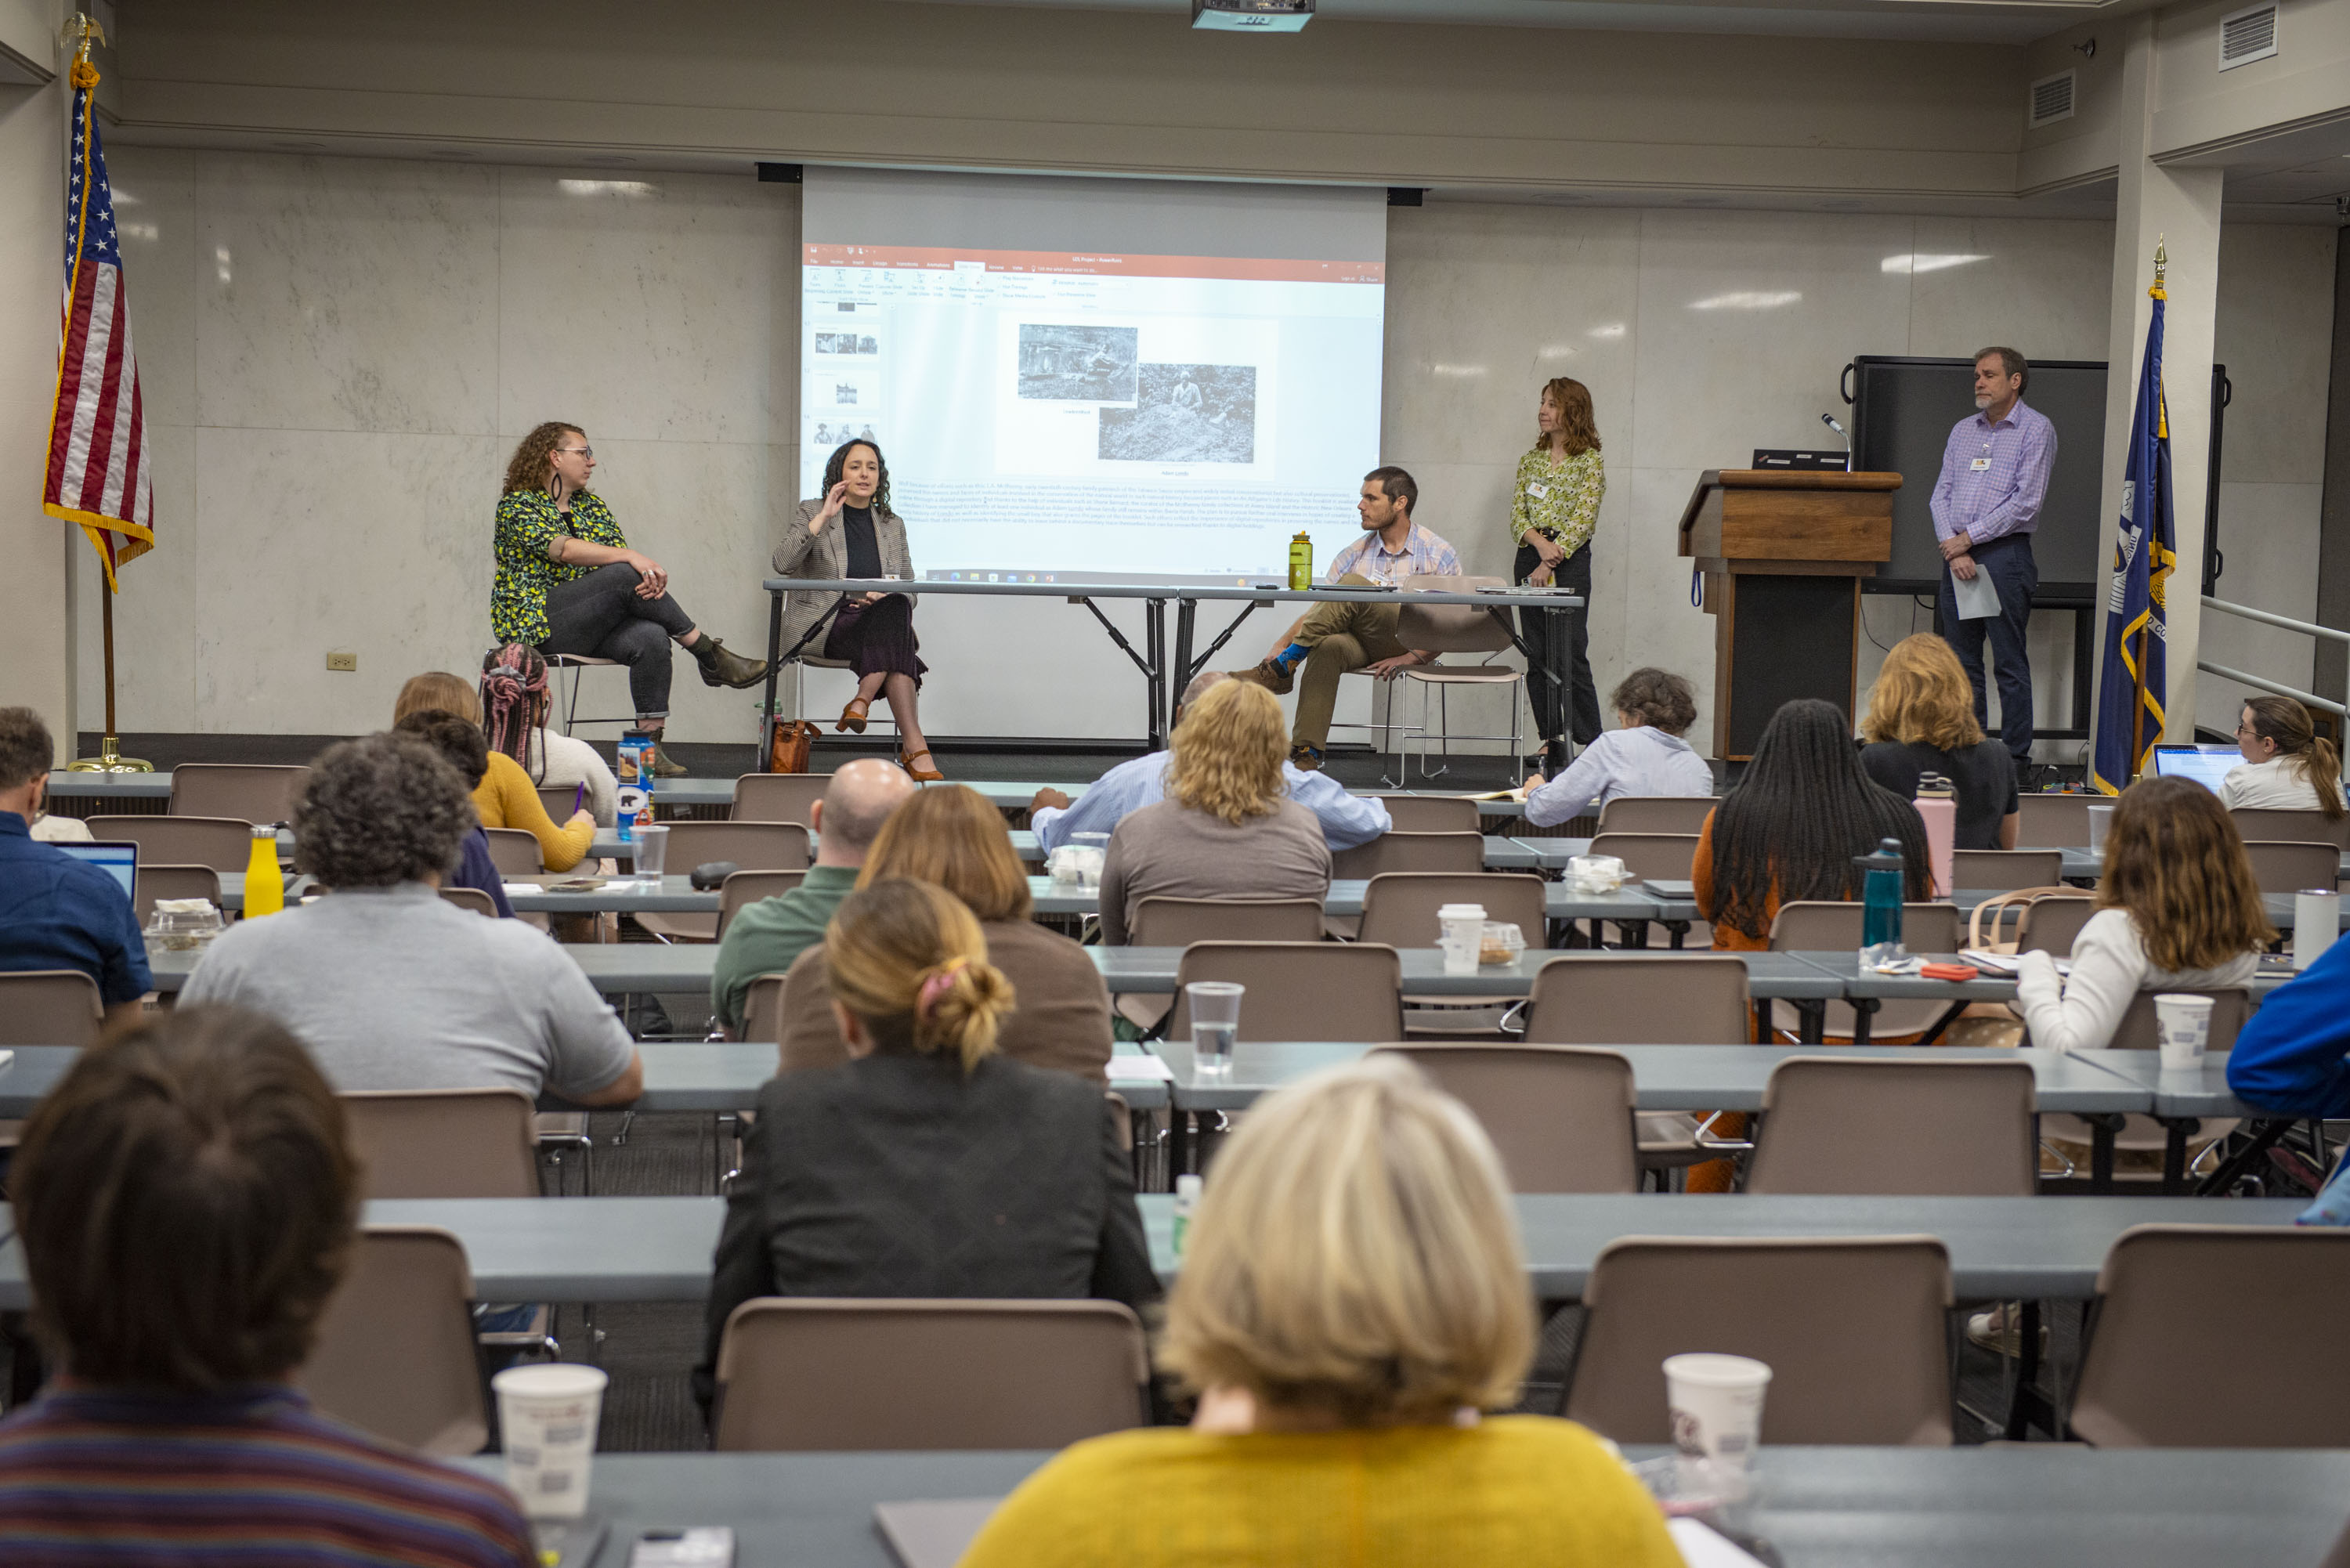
[1950,566,2001,620]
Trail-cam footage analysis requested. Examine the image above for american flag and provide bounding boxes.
[42,57,152,592]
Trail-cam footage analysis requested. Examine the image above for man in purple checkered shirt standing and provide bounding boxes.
[1932,346,2057,783]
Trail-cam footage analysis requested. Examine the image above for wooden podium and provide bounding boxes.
[1677,469,1900,761]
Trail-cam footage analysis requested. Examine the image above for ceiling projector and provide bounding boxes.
[1191,0,1314,31]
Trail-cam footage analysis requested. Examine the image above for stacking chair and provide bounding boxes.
[1331,831,1485,880]
[0,970,103,1048]
[2070,1225,2350,1447]
[1368,1045,1639,1193]
[481,827,545,878]
[711,1299,1149,1451]
[86,815,252,875]
[535,783,583,823]
[2041,989,2251,1170]
[1390,573,1525,780]
[439,886,500,918]
[1565,1236,1955,1445]
[732,771,829,826]
[134,863,220,925]
[2240,840,2341,898]
[1167,942,1402,1042]
[1742,1057,2039,1196]
[547,652,631,735]
[2231,807,2350,851]
[1768,901,1965,1041]
[740,973,790,1044]
[1365,794,1481,833]
[2014,793,2092,849]
[169,762,309,824]
[717,869,808,938]
[1596,796,1720,836]
[2016,891,2098,956]
[1358,872,1546,950]
[1122,899,1326,1033]
[638,822,812,941]
[1585,832,1699,882]
[298,1227,487,1456]
[1949,848,2062,891]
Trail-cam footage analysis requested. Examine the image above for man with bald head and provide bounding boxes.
[711,757,916,1035]
[1030,670,1390,855]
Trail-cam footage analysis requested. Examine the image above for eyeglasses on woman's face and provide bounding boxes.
[557,446,594,460]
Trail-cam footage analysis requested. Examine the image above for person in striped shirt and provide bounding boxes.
[0,1006,533,1568]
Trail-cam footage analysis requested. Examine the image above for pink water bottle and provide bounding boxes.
[1914,771,1956,898]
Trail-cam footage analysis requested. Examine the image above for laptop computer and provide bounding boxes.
[55,839,138,908]
[2149,743,2243,797]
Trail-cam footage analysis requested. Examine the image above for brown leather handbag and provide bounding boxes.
[767,719,822,774]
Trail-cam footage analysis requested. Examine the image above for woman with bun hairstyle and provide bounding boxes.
[2221,695,2347,818]
[694,878,1158,1414]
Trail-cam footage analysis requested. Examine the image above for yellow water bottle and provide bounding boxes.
[244,823,284,919]
[1287,531,1313,591]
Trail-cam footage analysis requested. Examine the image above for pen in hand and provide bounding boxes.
[573,782,586,817]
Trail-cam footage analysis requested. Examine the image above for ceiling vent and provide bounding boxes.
[2219,3,2277,69]
[2027,70,2076,128]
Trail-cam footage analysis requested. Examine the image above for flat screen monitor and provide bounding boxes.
[55,839,138,905]
[2149,744,2244,797]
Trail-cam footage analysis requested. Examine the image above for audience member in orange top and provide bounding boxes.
[393,670,594,873]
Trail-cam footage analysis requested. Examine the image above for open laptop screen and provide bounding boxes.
[2149,744,2243,797]
[55,840,137,905]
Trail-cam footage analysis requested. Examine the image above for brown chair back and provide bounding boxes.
[1745,1057,2039,1196]
[1369,1045,1639,1193]
[1587,832,1700,883]
[731,771,830,826]
[534,784,582,823]
[438,886,499,918]
[2017,891,2098,956]
[1566,1236,1954,1445]
[711,1299,1148,1451]
[718,869,808,938]
[1768,901,1964,953]
[1950,849,2063,891]
[340,1089,540,1198]
[1358,873,1546,950]
[2240,840,2341,898]
[2071,1225,2350,1447]
[169,763,310,825]
[1365,794,1481,833]
[87,815,254,875]
[1596,796,1720,836]
[2108,988,2252,1052]
[1520,952,1752,1045]
[0,970,103,1047]
[481,827,544,878]
[2015,792,2092,849]
[660,821,812,873]
[742,973,790,1044]
[1332,831,1486,880]
[134,863,221,926]
[1168,942,1403,1042]
[297,1227,486,1456]
[1131,897,1325,946]
[1394,573,1513,652]
[2231,807,2350,851]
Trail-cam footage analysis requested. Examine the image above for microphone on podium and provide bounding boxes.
[1820,412,1853,472]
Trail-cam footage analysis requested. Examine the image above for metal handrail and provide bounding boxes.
[2196,659,2348,718]
[2201,595,2350,647]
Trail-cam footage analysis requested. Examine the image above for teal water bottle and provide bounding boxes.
[1856,836,1905,956]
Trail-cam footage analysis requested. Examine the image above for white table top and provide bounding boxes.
[762,576,1585,609]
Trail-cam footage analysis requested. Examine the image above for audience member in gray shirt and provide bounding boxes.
[1097,680,1334,945]
[183,732,642,1104]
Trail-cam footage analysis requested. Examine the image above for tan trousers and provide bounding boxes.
[1291,573,1409,753]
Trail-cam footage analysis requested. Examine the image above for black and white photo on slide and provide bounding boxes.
[1017,324,1139,402]
[1097,363,1256,464]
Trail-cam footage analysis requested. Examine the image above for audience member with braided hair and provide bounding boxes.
[394,670,593,872]
[695,878,1158,1414]
[1693,698,1932,951]
[479,643,620,827]
[2221,695,2346,818]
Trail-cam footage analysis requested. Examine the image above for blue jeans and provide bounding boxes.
[1937,533,2037,771]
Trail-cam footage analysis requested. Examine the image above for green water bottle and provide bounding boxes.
[1287,532,1313,591]
[1172,1173,1202,1261]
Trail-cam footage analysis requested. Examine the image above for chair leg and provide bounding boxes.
[563,661,582,738]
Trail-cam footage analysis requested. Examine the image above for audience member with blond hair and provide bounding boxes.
[696,878,1156,1413]
[959,1056,1680,1568]
[2016,775,2272,1054]
[772,784,1113,1080]
[2222,695,2346,818]
[1858,634,2018,849]
[393,670,592,873]
[1096,678,1332,945]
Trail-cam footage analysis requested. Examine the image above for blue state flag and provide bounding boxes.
[2090,284,2175,795]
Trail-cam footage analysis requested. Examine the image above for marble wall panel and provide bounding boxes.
[2196,481,2323,737]
[73,420,198,734]
[1904,216,2113,363]
[2214,225,2336,488]
[107,147,197,432]
[497,172,798,450]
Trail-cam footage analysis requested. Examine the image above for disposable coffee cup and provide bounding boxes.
[1437,902,1486,977]
[2295,890,2341,972]
[2085,804,2115,854]
[2153,992,2214,1071]
[492,1362,607,1519]
[1664,1352,1771,1487]
[632,822,669,884]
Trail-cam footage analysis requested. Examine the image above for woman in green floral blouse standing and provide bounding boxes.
[1511,377,1607,776]
[491,422,771,775]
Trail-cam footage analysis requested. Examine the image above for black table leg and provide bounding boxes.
[2089,1113,2120,1194]
[1146,598,1167,749]
[1851,997,1878,1046]
[1173,597,1196,715]
[2160,1118,2190,1193]
[2001,1299,2055,1440]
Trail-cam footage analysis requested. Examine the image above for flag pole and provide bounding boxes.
[2129,623,2149,782]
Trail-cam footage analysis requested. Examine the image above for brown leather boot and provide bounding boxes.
[690,634,773,690]
[1230,659,1294,697]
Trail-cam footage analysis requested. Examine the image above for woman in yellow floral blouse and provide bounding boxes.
[1511,378,1607,775]
[491,423,770,776]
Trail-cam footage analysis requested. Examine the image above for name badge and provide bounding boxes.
[1970,457,1992,471]
[1527,481,1550,499]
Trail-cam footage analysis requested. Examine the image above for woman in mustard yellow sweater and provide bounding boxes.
[958,1057,1680,1568]
[392,673,593,873]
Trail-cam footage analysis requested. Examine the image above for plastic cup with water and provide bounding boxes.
[2295,889,2341,972]
[1664,1352,1772,1489]
[2086,804,2115,854]
[632,822,669,887]
[2153,992,2214,1071]
[491,1363,607,1519]
[1186,981,1243,1075]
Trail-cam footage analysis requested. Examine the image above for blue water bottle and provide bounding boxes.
[1856,836,1905,961]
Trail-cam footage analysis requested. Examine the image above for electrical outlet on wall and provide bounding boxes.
[326,651,357,672]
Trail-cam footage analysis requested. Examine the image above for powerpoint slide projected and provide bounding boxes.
[800,245,1383,585]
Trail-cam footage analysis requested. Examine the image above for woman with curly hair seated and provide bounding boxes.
[180,731,642,1105]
